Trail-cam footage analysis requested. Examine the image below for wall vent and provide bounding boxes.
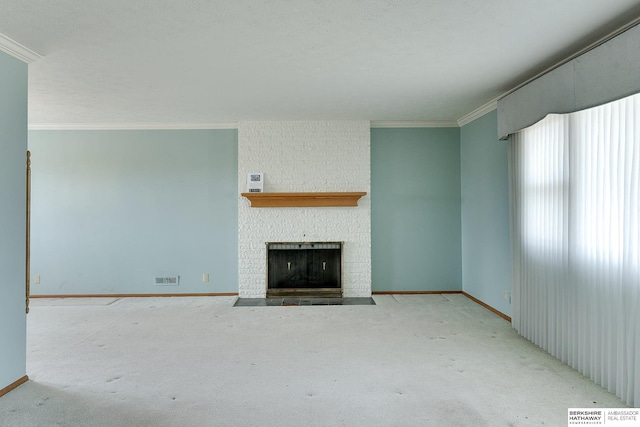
[154,276,179,286]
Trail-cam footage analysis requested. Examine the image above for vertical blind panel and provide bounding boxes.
[509,93,640,406]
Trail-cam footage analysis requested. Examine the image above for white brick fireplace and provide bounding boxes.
[238,121,371,298]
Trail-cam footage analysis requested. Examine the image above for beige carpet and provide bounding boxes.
[0,294,628,426]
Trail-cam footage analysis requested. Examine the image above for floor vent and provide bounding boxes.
[154,276,179,286]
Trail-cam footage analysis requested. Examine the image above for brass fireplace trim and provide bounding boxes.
[266,241,343,298]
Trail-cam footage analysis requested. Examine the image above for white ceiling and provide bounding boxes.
[1,0,639,127]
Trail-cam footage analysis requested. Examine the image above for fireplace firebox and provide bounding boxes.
[267,242,342,298]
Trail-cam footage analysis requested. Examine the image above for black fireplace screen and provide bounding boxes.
[267,242,342,290]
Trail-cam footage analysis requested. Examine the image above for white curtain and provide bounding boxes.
[509,93,640,407]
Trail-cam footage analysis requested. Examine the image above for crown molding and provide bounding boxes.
[370,120,459,128]
[28,122,239,130]
[498,18,640,102]
[32,121,462,130]
[457,100,498,127]
[0,33,41,63]
[456,18,640,128]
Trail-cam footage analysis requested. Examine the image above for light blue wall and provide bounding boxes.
[371,127,461,292]
[460,110,511,316]
[28,129,238,295]
[28,121,510,315]
[0,52,28,389]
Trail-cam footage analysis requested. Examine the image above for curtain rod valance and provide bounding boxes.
[497,22,640,140]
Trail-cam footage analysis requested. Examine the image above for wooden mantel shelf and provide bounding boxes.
[241,192,367,208]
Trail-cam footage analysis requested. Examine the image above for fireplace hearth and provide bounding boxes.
[267,242,342,298]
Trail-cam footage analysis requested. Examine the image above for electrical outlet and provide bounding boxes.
[503,290,509,301]
[34,274,40,284]
[202,273,209,283]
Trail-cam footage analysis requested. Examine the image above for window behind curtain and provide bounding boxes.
[509,93,639,407]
